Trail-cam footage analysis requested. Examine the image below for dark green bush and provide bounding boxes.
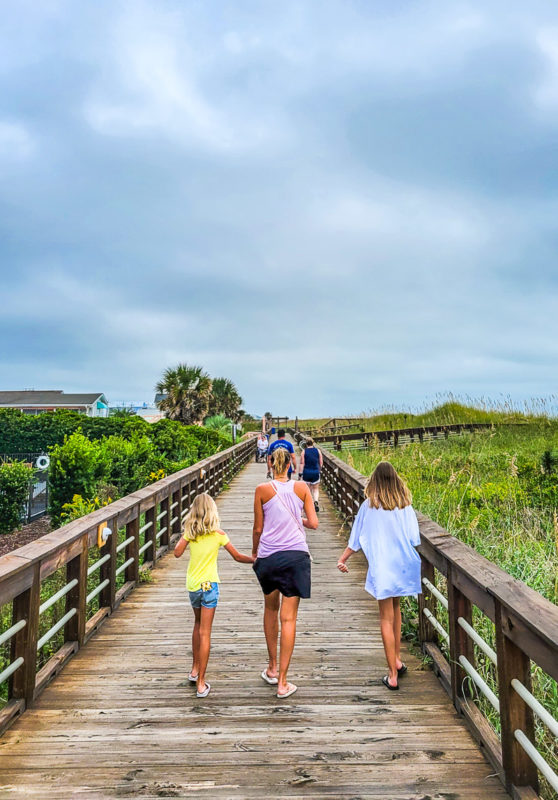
[0,461,34,534]
[48,432,105,526]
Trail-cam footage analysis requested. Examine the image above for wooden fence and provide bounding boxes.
[305,421,494,449]
[0,437,255,735]
[290,430,558,800]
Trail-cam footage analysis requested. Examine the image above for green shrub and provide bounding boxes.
[48,432,105,526]
[0,461,34,534]
[59,493,113,524]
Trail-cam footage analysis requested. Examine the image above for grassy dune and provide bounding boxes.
[292,397,555,434]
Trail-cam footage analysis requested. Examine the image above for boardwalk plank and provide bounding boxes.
[0,462,508,799]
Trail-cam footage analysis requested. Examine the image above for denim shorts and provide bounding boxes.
[189,582,220,608]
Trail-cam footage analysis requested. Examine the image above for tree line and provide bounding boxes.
[155,364,244,426]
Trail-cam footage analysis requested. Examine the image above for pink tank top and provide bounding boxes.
[258,480,308,558]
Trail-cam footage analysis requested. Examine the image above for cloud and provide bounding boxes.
[0,120,35,160]
[1,1,558,416]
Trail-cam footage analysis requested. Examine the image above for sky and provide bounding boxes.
[1,1,558,418]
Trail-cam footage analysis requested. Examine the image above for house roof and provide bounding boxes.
[0,391,107,407]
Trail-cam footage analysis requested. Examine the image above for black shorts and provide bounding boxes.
[253,550,311,598]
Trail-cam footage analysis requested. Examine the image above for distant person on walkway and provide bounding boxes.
[266,428,296,479]
[174,493,254,698]
[252,447,318,698]
[336,462,421,690]
[298,438,323,512]
[256,432,269,462]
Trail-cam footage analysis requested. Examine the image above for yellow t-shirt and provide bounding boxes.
[186,530,230,591]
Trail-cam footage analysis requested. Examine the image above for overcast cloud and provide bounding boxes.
[1,0,558,417]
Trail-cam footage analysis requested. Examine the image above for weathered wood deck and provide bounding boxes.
[0,462,508,799]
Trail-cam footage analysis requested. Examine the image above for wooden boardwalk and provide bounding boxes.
[0,462,508,799]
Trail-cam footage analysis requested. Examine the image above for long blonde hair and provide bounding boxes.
[271,447,291,475]
[182,493,220,541]
[365,461,411,510]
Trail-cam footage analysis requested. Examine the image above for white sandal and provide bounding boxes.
[196,682,211,698]
[188,673,198,683]
[277,683,297,699]
[261,669,278,685]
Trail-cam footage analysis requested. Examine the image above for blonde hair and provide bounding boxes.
[182,493,220,541]
[305,437,314,446]
[271,446,291,475]
[365,461,411,510]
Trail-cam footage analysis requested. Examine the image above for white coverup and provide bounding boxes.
[348,501,422,600]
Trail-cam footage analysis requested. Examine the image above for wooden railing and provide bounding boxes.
[290,430,558,800]
[306,422,493,449]
[0,437,255,734]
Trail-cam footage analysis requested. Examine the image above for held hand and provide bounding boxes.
[337,560,349,573]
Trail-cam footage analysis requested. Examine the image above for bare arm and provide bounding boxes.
[224,541,255,564]
[253,488,264,557]
[291,450,297,472]
[319,449,323,468]
[298,450,305,477]
[174,537,188,558]
[301,484,318,529]
[337,546,356,572]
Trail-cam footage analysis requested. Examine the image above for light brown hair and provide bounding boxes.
[305,437,314,446]
[182,492,220,541]
[271,446,291,475]
[365,461,411,510]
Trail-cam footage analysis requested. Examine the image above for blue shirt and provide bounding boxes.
[267,438,294,474]
[267,439,294,457]
[348,501,421,600]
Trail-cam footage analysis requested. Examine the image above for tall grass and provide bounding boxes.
[292,395,558,435]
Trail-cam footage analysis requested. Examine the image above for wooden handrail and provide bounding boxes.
[290,428,558,799]
[0,436,256,734]
[302,421,495,447]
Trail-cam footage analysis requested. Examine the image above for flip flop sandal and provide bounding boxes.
[382,675,399,691]
[196,682,211,698]
[397,664,408,677]
[261,669,278,685]
[188,673,199,683]
[277,683,297,699]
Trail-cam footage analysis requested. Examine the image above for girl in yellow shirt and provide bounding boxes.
[174,492,253,697]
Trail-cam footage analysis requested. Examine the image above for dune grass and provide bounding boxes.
[292,396,556,435]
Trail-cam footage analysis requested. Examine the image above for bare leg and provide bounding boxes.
[191,607,201,676]
[393,597,403,670]
[197,606,216,693]
[378,597,398,687]
[278,595,300,695]
[263,590,280,679]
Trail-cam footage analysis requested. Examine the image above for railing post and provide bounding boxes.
[495,599,539,794]
[125,516,140,584]
[146,505,157,565]
[418,558,436,646]
[11,563,40,707]
[100,520,117,610]
[171,489,181,540]
[160,496,170,548]
[65,533,88,647]
[447,566,474,705]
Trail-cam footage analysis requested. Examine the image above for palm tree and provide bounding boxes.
[208,377,243,421]
[155,364,213,425]
[204,414,233,441]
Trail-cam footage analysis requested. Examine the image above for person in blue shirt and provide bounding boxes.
[267,429,296,479]
[337,461,421,691]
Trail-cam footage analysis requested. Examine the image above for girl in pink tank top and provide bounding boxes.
[252,446,319,699]
[257,479,309,558]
